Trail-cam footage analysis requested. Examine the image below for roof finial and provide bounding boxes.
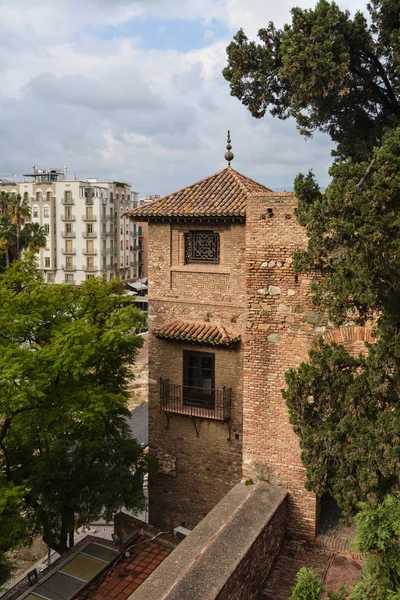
[224,130,234,167]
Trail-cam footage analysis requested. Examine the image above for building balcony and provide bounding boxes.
[82,232,97,238]
[159,379,231,422]
[83,265,98,272]
[82,215,98,221]
[104,215,117,221]
[102,231,117,237]
[61,215,75,221]
[62,265,76,271]
[61,232,76,238]
[61,249,76,255]
[83,250,97,255]
[61,198,74,205]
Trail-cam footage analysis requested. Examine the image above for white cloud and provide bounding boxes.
[0,0,367,195]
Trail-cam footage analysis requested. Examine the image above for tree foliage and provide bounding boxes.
[224,0,400,161]
[350,494,400,599]
[0,191,47,267]
[0,256,148,571]
[290,496,400,599]
[225,0,400,518]
[289,567,325,600]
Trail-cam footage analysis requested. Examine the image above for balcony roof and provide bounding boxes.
[154,320,241,347]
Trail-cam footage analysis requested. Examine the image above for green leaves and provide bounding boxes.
[0,257,148,566]
[224,0,400,161]
[284,333,400,516]
[289,567,325,600]
[292,128,400,325]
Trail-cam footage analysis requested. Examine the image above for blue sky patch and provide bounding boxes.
[92,16,230,52]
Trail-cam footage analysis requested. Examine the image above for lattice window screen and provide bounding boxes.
[185,231,220,264]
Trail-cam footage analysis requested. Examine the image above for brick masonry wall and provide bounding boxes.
[130,482,287,600]
[146,203,375,539]
[147,221,246,530]
[243,192,375,542]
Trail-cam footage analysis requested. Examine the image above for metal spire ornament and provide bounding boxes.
[224,130,234,167]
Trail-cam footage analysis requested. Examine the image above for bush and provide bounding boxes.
[289,567,324,600]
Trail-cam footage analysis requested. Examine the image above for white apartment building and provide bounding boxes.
[3,167,140,285]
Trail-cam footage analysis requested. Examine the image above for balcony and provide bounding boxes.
[105,215,117,221]
[61,215,75,221]
[159,379,231,422]
[83,265,98,272]
[62,265,76,271]
[102,231,117,237]
[61,249,76,255]
[82,215,97,221]
[61,197,74,205]
[83,250,97,255]
[82,232,97,238]
[61,232,76,238]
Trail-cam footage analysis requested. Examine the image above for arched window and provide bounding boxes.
[32,205,39,219]
[36,190,42,201]
[23,192,29,201]
[43,205,50,219]
[46,190,52,201]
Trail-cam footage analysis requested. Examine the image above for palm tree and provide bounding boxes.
[0,191,10,216]
[7,192,31,257]
[0,217,16,267]
[22,222,47,254]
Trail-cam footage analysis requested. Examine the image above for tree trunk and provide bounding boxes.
[43,533,69,556]
[42,509,75,555]
[16,220,20,258]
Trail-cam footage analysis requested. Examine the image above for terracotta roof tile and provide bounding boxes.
[154,320,241,347]
[75,536,172,600]
[125,167,272,220]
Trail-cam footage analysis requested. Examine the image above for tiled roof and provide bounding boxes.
[125,167,273,220]
[154,320,241,347]
[76,535,172,600]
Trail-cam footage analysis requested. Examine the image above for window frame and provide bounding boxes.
[183,350,215,408]
[184,231,220,265]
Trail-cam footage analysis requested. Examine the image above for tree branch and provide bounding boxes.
[361,50,400,115]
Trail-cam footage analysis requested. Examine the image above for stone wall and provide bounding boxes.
[147,221,246,530]
[130,482,287,600]
[146,200,375,540]
[242,192,374,541]
[243,192,326,541]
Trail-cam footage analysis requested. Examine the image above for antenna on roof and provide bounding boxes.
[224,130,234,167]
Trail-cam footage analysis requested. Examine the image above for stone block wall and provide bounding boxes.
[130,482,287,600]
[147,220,247,530]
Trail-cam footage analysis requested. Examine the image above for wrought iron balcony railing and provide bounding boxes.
[159,378,231,422]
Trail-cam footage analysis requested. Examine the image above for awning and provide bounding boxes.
[154,320,241,347]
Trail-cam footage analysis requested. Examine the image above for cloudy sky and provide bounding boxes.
[1,0,366,196]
